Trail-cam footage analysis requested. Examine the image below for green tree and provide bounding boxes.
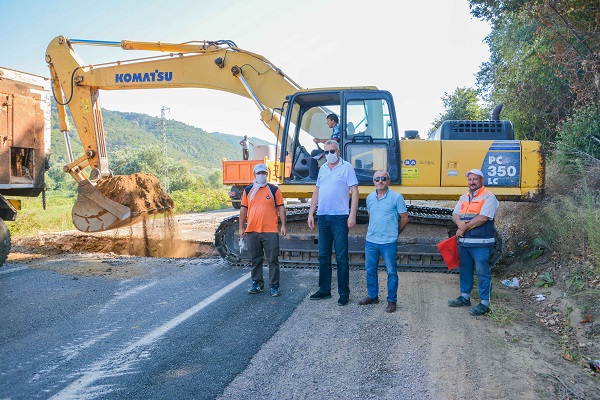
[555,104,600,166]
[469,0,599,144]
[428,87,488,136]
[476,15,574,143]
[110,146,165,176]
[206,169,223,188]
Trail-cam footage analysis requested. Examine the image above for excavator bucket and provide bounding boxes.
[72,173,174,232]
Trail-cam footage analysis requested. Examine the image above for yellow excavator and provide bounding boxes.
[46,36,544,270]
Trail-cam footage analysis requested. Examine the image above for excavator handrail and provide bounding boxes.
[65,37,304,90]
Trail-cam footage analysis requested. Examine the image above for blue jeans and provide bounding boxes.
[365,241,398,302]
[317,214,350,297]
[458,244,492,302]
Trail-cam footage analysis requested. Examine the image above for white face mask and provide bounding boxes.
[255,174,267,184]
[325,152,338,164]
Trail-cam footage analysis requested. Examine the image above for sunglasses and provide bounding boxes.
[324,149,338,154]
[374,176,388,182]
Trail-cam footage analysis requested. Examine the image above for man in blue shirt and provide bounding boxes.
[358,170,409,313]
[308,113,340,180]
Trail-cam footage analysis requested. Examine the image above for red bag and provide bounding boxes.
[437,235,459,270]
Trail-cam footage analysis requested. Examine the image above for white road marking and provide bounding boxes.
[51,272,250,399]
[0,266,27,275]
[31,282,156,386]
[98,281,158,314]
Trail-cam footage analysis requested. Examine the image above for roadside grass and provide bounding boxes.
[9,196,75,239]
[489,304,518,325]
[488,277,518,325]
[533,161,600,320]
[537,161,600,273]
[497,159,600,318]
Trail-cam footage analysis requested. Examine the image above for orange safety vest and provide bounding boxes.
[457,187,496,247]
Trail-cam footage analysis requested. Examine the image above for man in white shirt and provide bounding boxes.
[307,140,359,306]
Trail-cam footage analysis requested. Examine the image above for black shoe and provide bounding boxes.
[448,295,471,307]
[358,296,379,305]
[337,296,349,306]
[310,291,331,300]
[386,301,397,313]
[469,303,490,316]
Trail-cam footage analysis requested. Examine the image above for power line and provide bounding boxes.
[161,106,170,192]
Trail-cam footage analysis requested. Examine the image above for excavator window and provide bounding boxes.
[345,144,388,182]
[345,99,392,139]
[282,90,399,183]
[282,94,341,182]
[343,97,396,182]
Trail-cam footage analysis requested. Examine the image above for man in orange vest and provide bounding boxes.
[239,163,287,297]
[448,168,500,316]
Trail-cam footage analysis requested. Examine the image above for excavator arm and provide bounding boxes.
[45,36,306,232]
[46,36,302,180]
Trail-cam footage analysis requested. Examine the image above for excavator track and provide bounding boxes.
[214,204,503,272]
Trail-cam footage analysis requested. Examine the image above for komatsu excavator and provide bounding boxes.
[46,36,544,270]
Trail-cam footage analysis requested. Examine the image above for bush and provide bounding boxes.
[535,159,600,271]
[170,188,230,213]
[555,104,600,166]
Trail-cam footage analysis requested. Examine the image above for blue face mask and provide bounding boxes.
[255,174,267,184]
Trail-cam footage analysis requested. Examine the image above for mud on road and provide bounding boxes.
[10,208,600,399]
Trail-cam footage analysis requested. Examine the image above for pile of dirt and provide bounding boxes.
[96,173,174,215]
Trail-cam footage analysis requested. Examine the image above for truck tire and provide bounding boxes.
[229,186,243,210]
[0,219,10,267]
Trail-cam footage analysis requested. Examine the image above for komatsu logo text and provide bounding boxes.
[115,70,173,83]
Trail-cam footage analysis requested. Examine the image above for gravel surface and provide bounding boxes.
[220,271,431,399]
[217,269,600,399]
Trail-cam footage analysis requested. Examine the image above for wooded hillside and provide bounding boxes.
[50,105,271,174]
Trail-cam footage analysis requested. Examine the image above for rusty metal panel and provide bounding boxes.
[12,94,37,148]
[0,67,50,196]
[0,90,10,183]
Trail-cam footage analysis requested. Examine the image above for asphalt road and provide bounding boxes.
[0,255,315,399]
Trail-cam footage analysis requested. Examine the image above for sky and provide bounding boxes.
[2,0,491,143]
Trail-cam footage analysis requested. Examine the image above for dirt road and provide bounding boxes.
[219,270,597,399]
[11,209,600,399]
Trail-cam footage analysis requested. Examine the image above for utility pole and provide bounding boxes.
[161,106,170,192]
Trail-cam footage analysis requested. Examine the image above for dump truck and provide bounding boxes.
[0,66,51,266]
[223,143,302,209]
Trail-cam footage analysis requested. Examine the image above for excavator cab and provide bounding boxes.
[281,89,401,185]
